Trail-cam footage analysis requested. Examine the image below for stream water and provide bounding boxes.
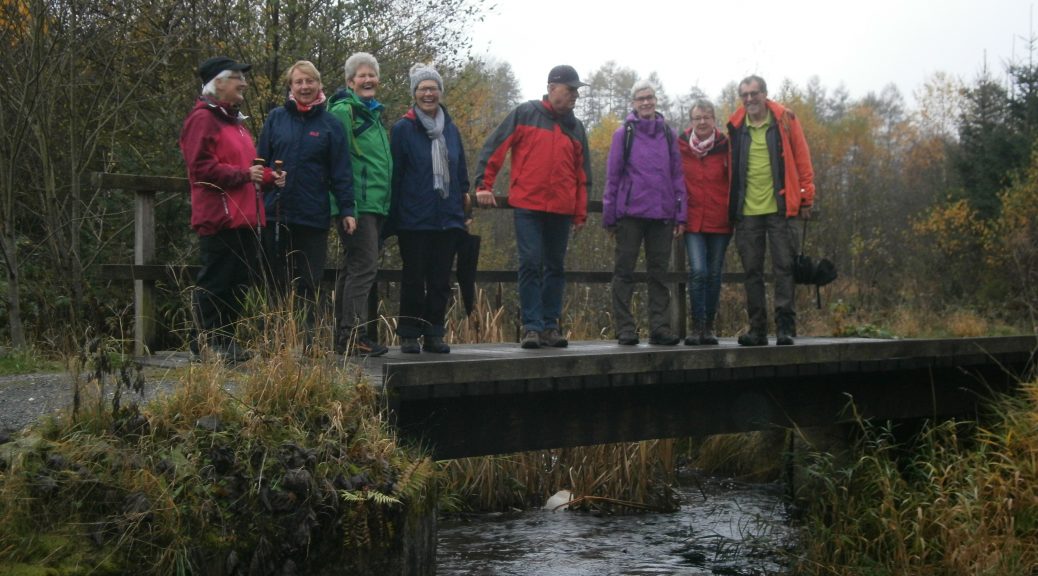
[437,475,796,575]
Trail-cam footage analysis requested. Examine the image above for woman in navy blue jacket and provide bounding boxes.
[258,60,355,341]
[388,64,469,354]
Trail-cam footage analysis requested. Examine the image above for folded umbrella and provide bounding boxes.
[455,233,480,316]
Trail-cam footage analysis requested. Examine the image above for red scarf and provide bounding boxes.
[290,90,326,113]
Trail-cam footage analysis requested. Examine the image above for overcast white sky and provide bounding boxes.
[469,0,1033,106]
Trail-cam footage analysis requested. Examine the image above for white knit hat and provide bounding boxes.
[409,63,443,96]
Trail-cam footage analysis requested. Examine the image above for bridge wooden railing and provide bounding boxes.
[93,172,737,355]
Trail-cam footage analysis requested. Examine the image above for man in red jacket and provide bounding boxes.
[727,75,815,346]
[474,65,591,349]
[180,56,285,362]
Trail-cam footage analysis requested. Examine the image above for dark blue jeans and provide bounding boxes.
[684,232,732,322]
[514,208,572,333]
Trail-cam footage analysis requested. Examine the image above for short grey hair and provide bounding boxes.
[689,99,716,119]
[630,80,658,100]
[344,52,380,82]
[201,69,238,97]
[739,75,768,95]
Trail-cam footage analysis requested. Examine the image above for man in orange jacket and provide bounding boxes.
[727,75,815,346]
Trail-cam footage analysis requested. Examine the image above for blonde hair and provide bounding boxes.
[283,60,321,87]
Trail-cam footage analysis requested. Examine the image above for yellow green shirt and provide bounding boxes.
[743,116,778,216]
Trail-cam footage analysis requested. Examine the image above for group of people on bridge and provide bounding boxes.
[180,54,815,362]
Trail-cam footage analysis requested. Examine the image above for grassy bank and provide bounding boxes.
[790,381,1038,574]
[0,328,436,575]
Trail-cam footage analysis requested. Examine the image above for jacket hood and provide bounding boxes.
[403,104,453,123]
[329,87,383,111]
[728,99,792,129]
[194,97,246,123]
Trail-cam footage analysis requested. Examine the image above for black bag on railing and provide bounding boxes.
[793,219,838,308]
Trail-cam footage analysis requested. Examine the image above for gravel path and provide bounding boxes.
[0,353,192,433]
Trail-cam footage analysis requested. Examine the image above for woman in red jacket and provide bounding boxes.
[678,100,731,345]
[180,56,285,362]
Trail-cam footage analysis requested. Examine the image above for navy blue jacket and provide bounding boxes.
[258,99,353,229]
[388,106,469,233]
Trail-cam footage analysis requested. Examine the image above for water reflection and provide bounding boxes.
[437,476,794,575]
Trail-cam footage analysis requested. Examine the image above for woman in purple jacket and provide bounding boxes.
[602,80,687,346]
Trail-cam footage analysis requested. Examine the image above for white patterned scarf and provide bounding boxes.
[689,129,717,158]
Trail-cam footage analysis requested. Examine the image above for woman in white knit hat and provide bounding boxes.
[386,64,470,354]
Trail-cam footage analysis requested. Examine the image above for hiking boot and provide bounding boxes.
[349,335,389,357]
[684,319,703,346]
[400,337,421,354]
[649,329,680,346]
[617,331,639,346]
[422,335,451,354]
[701,319,719,346]
[521,330,541,349]
[539,328,568,348]
[737,332,768,347]
[334,328,351,355]
[776,317,795,346]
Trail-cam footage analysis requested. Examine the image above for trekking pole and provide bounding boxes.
[273,160,284,247]
[252,158,265,237]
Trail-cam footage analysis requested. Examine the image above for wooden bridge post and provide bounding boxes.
[134,188,157,356]
[672,235,687,338]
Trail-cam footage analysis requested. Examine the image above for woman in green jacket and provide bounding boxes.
[328,52,392,356]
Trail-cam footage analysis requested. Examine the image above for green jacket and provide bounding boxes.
[328,88,392,216]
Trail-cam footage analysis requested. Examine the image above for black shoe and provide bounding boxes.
[649,330,680,346]
[400,337,421,354]
[349,336,389,357]
[738,332,768,347]
[776,333,795,346]
[683,334,701,346]
[422,336,451,354]
[540,328,568,348]
[521,330,541,349]
[701,321,719,346]
[617,332,639,345]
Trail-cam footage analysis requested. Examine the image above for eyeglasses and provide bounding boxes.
[633,94,656,103]
[416,86,440,95]
[691,115,714,122]
[739,90,762,100]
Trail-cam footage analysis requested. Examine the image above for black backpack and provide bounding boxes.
[793,219,838,309]
[622,118,674,169]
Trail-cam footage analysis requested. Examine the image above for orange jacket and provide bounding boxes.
[727,99,815,219]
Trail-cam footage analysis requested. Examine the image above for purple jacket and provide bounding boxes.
[602,111,687,228]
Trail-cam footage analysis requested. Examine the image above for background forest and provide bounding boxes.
[1,0,1037,353]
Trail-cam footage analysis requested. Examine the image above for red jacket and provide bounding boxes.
[679,128,731,234]
[727,100,815,218]
[180,99,271,236]
[474,98,590,225]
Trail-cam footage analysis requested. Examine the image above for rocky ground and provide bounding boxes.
[0,352,192,433]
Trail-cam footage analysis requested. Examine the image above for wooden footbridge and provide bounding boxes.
[95,173,1038,460]
[356,335,1036,460]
